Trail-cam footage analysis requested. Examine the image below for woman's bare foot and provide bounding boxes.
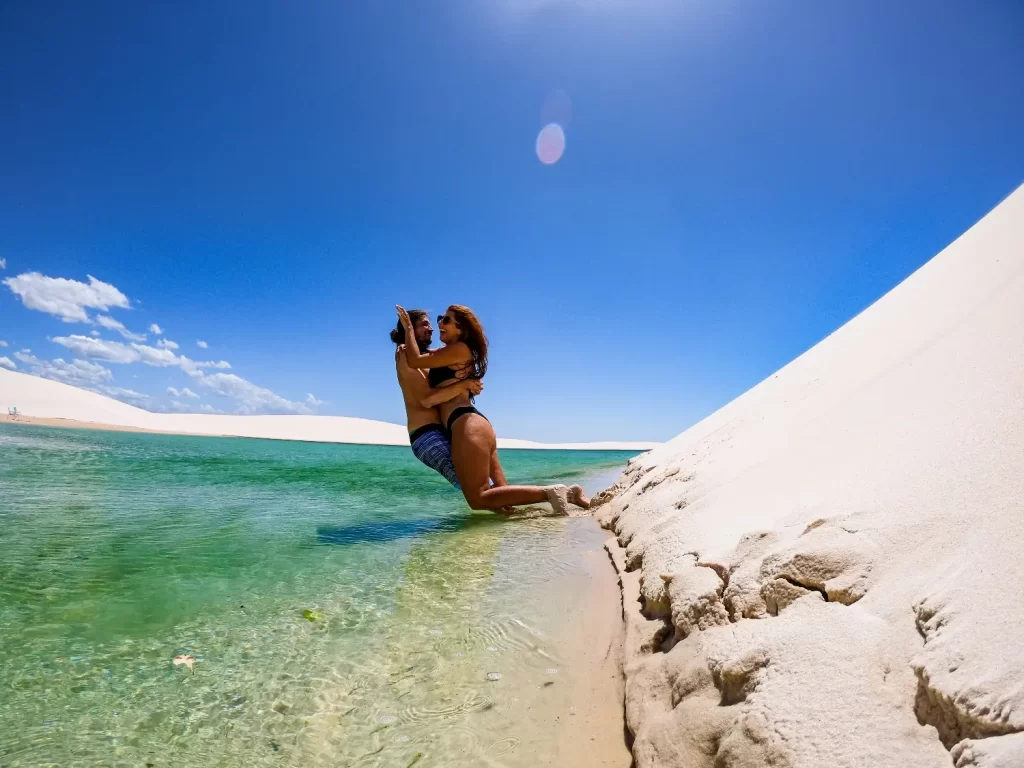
[544,485,571,516]
[568,485,591,509]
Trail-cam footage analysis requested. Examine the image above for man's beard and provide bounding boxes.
[417,337,431,353]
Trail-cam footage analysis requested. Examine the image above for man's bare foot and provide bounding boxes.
[568,485,591,509]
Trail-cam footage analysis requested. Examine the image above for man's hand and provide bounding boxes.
[467,379,484,396]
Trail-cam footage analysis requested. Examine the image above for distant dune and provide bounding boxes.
[0,368,656,451]
[593,184,1024,766]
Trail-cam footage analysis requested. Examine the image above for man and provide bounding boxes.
[391,309,480,488]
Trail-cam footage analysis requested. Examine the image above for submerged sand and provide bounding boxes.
[593,184,1024,767]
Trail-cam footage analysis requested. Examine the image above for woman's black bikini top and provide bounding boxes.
[428,364,477,404]
[427,366,458,388]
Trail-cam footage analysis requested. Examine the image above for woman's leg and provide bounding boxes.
[488,448,518,513]
[451,415,550,510]
[489,447,508,487]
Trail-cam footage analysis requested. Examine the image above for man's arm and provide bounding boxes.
[421,378,483,408]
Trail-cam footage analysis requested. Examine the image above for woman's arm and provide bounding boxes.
[421,378,483,408]
[396,305,472,370]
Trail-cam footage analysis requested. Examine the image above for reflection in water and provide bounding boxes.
[315,513,504,546]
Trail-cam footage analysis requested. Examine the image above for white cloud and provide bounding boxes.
[90,330,101,337]
[14,350,113,387]
[0,258,6,269]
[3,272,130,323]
[101,386,150,405]
[167,386,180,396]
[305,393,325,407]
[49,335,230,376]
[0,340,7,347]
[164,400,223,414]
[132,344,182,368]
[195,372,313,415]
[167,386,198,399]
[156,338,179,350]
[47,334,304,416]
[50,335,139,364]
[149,323,163,335]
[196,340,209,349]
[96,314,147,342]
[0,356,15,370]
[165,403,222,415]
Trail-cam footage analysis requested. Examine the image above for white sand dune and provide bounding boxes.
[593,185,1024,767]
[0,368,655,451]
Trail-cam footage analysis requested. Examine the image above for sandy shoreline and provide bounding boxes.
[551,519,632,768]
[4,414,214,437]
[523,464,632,767]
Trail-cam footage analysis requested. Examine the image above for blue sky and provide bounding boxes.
[1,0,1021,442]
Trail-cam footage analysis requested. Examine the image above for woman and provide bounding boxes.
[396,304,590,514]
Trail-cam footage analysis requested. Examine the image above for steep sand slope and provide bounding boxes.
[0,369,655,450]
[594,184,1024,767]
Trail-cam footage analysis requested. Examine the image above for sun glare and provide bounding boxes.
[536,123,566,165]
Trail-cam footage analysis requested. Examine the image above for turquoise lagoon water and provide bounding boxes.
[0,423,639,767]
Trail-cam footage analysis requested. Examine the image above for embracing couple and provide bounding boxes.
[392,304,590,515]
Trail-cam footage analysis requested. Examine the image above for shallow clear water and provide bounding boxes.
[0,423,638,767]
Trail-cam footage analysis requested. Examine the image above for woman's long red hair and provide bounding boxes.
[448,304,488,379]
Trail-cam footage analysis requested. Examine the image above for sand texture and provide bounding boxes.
[0,370,655,450]
[593,184,1024,767]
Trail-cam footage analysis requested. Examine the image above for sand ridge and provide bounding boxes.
[592,184,1024,767]
[0,371,656,451]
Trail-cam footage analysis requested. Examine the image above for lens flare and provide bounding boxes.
[536,123,566,165]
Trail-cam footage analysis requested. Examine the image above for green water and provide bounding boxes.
[0,423,638,767]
